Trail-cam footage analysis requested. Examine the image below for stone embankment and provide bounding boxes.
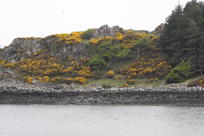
[0,78,204,105]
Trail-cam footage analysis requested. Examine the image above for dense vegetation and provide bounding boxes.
[0,0,203,87]
[159,0,204,80]
[0,31,169,86]
[158,0,204,83]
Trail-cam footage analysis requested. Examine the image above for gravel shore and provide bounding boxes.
[0,78,204,105]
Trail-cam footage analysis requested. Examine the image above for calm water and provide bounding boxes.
[0,105,204,136]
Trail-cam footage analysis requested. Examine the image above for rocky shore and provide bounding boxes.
[0,78,204,105]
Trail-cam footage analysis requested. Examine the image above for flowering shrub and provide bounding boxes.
[105,70,115,78]
[119,52,171,79]
[78,66,92,77]
[1,54,91,85]
[0,29,163,85]
[188,76,204,87]
[0,59,5,65]
[127,79,135,85]
[2,61,17,68]
[121,83,129,88]
[89,38,100,45]
[197,79,204,87]
[115,32,124,40]
[25,77,33,84]
[53,32,83,45]
[38,76,50,82]
[74,77,87,84]
[89,36,113,45]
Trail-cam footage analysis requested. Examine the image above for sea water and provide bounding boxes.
[0,105,203,136]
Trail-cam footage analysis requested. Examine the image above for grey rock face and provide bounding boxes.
[0,25,125,62]
[0,25,147,62]
[152,23,164,35]
[0,38,43,62]
[43,36,89,61]
[0,36,89,62]
[93,25,123,38]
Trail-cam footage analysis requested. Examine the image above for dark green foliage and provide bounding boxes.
[134,38,149,47]
[86,35,159,71]
[86,41,132,70]
[158,5,186,65]
[158,0,204,75]
[81,29,94,40]
[97,41,130,60]
[86,56,107,70]
[165,61,192,83]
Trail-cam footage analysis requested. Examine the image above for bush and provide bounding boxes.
[105,70,115,78]
[188,76,204,87]
[25,77,33,84]
[121,83,129,88]
[113,75,125,80]
[37,76,50,82]
[165,61,192,83]
[81,29,94,40]
[74,77,87,84]
[127,79,135,85]
[86,56,107,70]
[97,41,130,60]
[0,59,5,65]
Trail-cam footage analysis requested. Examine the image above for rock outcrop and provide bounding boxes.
[0,25,125,62]
[93,25,123,37]
[152,23,164,35]
[43,35,89,61]
[0,37,43,62]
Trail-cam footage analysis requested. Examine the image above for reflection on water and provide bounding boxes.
[0,105,203,136]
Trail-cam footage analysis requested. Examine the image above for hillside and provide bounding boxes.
[0,25,172,87]
[1,1,204,89]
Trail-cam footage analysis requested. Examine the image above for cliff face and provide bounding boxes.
[44,36,90,61]
[0,38,42,62]
[0,25,124,62]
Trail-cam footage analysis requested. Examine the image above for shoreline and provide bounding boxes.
[0,79,204,105]
[0,91,204,105]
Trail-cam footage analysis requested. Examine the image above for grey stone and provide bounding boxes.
[93,25,123,38]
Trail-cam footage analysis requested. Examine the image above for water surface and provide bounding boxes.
[0,105,203,136]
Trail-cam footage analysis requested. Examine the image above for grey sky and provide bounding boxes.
[0,0,194,48]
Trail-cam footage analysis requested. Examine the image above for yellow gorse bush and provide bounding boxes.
[25,77,33,84]
[198,79,204,87]
[0,59,5,65]
[119,52,171,79]
[53,32,83,45]
[89,36,113,45]
[105,70,115,78]
[78,66,92,77]
[115,32,124,40]
[1,54,91,85]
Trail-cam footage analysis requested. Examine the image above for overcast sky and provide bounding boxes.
[0,0,195,48]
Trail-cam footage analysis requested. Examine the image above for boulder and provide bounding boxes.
[93,25,123,37]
